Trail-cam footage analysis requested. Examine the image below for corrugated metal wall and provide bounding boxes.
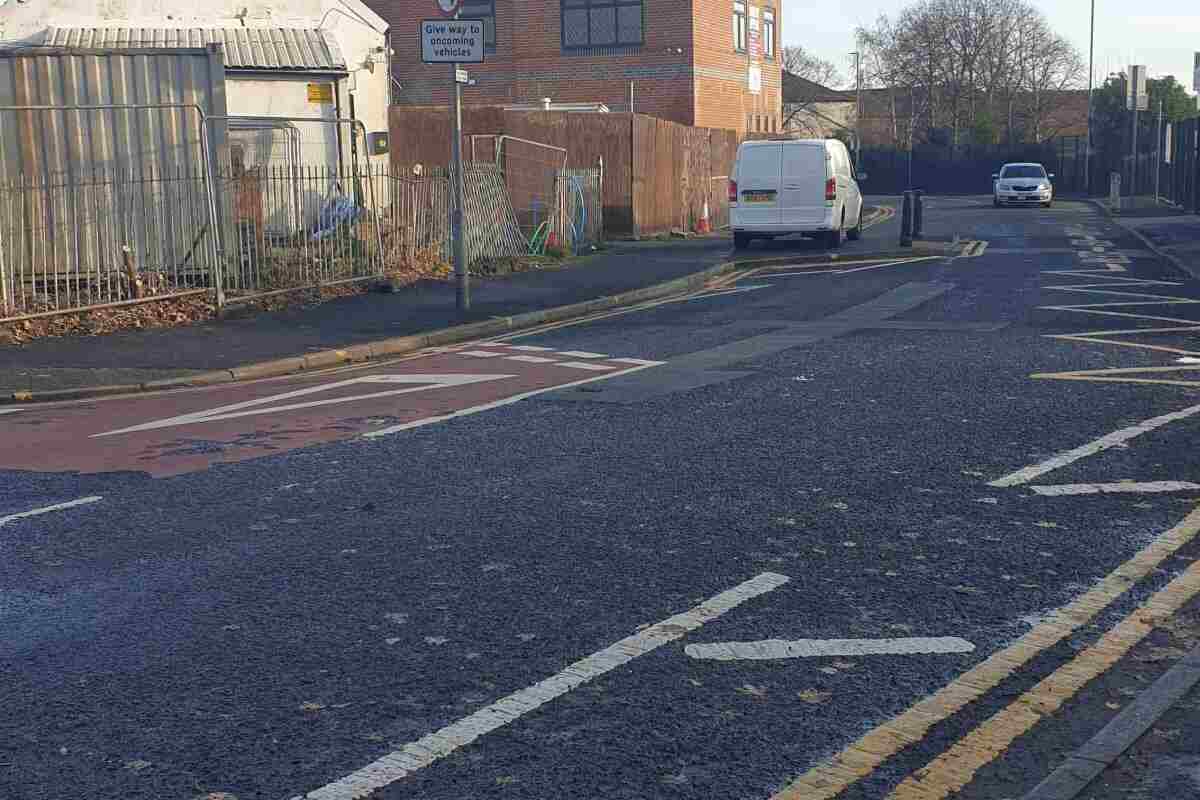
[0,47,230,317]
[0,46,228,179]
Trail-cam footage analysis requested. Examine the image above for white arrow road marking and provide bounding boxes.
[291,572,790,800]
[93,374,515,437]
[684,637,975,661]
[0,496,103,527]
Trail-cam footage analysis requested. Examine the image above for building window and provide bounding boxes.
[762,7,775,59]
[461,0,496,51]
[733,1,748,52]
[562,0,644,50]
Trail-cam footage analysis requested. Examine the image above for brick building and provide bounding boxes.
[377,0,782,135]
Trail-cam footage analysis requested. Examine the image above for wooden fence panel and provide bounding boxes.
[389,106,742,238]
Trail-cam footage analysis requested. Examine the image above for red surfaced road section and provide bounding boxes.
[0,344,658,477]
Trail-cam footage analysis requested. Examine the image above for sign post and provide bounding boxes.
[421,11,484,310]
[1128,65,1148,206]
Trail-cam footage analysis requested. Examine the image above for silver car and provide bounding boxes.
[992,163,1054,208]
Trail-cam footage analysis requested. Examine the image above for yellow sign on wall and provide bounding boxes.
[307,83,334,104]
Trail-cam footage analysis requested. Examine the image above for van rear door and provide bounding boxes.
[779,142,829,227]
[733,143,782,227]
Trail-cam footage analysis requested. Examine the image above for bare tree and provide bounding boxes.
[855,0,1084,147]
[781,46,843,88]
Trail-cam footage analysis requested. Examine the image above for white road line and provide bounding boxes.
[684,636,975,661]
[556,361,616,371]
[292,572,791,800]
[503,355,557,364]
[556,351,609,359]
[989,403,1200,487]
[364,362,664,438]
[459,350,506,358]
[0,496,103,527]
[0,407,24,415]
[1031,481,1200,496]
[508,345,554,351]
[609,357,665,366]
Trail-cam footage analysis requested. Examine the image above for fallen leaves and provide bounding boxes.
[1,295,215,344]
[798,689,832,705]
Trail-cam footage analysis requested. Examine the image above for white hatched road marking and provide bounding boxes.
[508,345,554,351]
[503,355,558,363]
[0,496,103,527]
[459,350,506,358]
[1031,481,1200,496]
[610,357,662,366]
[292,572,791,800]
[557,361,616,371]
[685,636,975,661]
[989,403,1200,487]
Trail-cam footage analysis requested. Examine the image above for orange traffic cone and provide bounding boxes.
[696,200,712,234]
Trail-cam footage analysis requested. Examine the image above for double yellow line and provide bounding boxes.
[772,505,1200,800]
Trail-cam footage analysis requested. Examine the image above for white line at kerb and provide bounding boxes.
[292,572,790,800]
[0,496,103,527]
[1032,481,1200,496]
[685,636,975,661]
[989,403,1200,487]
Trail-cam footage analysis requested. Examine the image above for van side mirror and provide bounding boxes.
[1048,173,1056,179]
[856,171,869,182]
[991,173,999,180]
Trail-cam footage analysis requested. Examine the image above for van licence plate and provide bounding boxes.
[742,191,776,203]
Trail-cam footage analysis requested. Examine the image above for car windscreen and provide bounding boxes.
[1000,166,1046,179]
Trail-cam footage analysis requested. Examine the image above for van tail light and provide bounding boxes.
[728,179,738,203]
[825,178,837,201]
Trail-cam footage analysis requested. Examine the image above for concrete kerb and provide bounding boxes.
[1084,198,1200,280]
[0,246,932,405]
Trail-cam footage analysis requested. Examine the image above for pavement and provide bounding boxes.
[1094,200,1200,280]
[0,201,899,397]
[6,195,1200,800]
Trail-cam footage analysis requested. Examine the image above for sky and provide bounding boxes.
[784,0,1200,93]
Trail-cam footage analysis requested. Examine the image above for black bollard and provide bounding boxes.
[913,189,924,239]
[900,191,914,247]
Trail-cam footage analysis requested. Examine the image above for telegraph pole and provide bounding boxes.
[850,49,862,170]
[1086,0,1095,195]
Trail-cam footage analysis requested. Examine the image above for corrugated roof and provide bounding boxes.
[43,27,346,71]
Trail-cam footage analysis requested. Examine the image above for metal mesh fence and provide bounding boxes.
[2,143,604,321]
[0,165,214,320]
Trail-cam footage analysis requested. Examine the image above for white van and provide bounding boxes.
[729,138,865,250]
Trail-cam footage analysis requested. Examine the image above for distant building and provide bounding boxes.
[375,0,782,135]
[782,73,855,138]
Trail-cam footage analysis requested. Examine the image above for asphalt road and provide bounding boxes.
[4,197,1200,800]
